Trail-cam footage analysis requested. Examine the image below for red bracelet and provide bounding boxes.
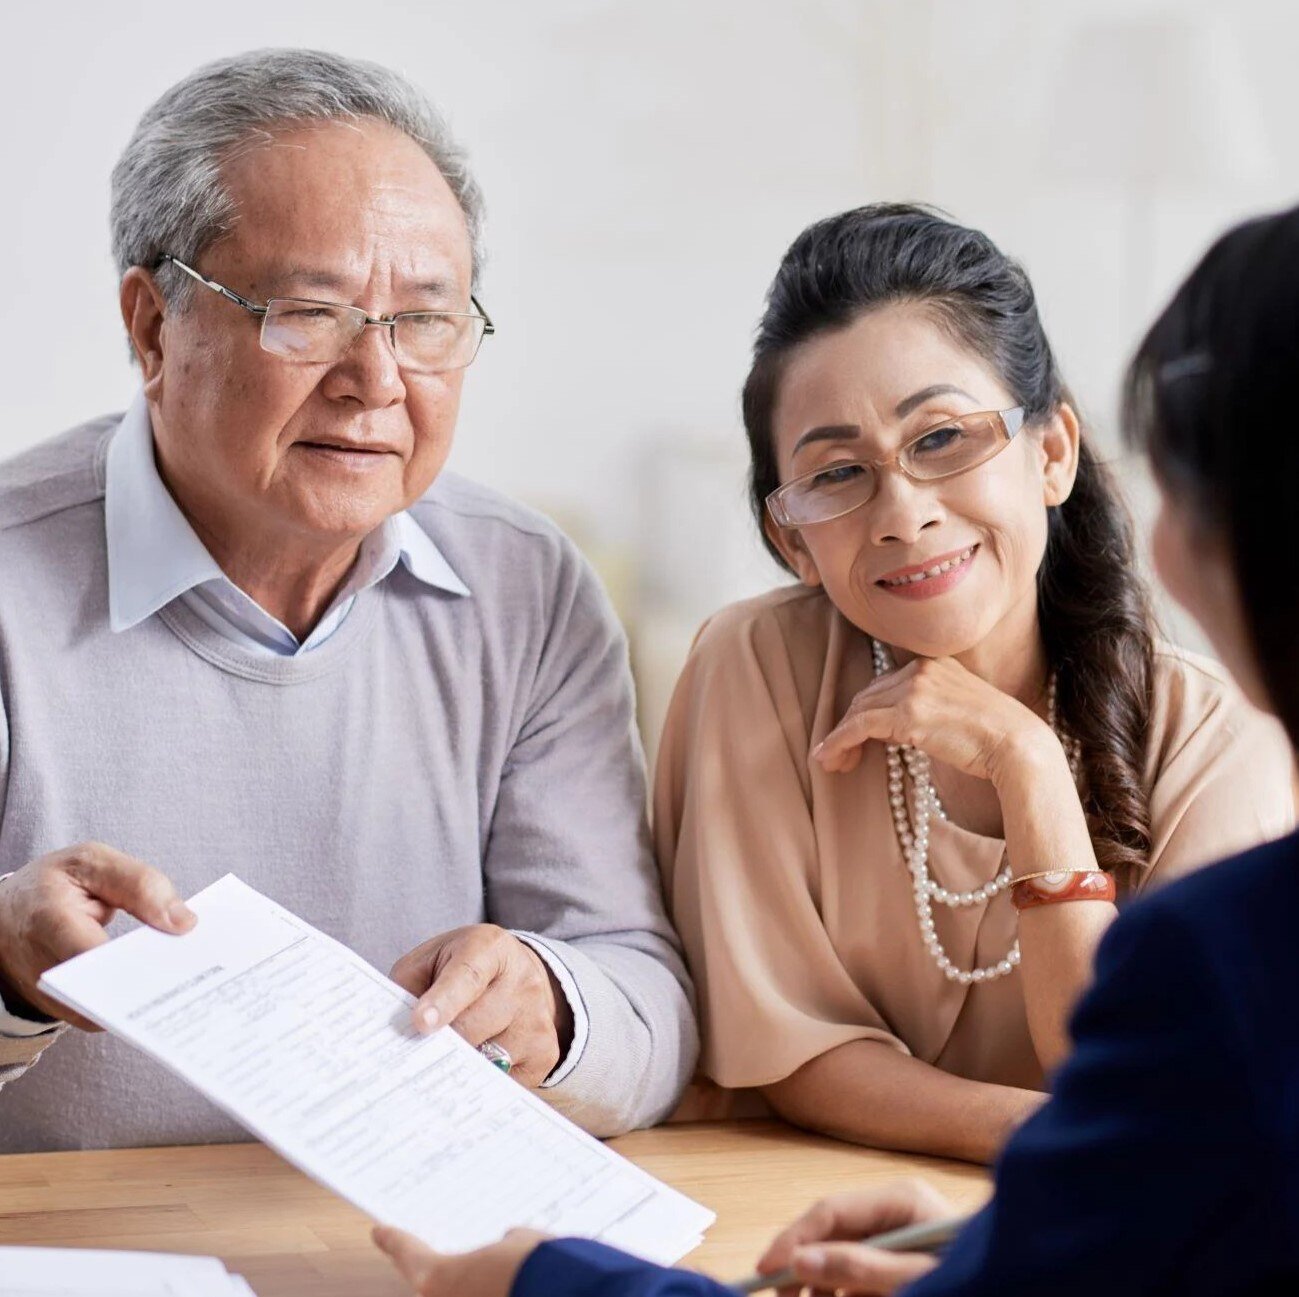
[1010,870,1116,911]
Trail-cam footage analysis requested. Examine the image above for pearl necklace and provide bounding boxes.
[871,640,1082,986]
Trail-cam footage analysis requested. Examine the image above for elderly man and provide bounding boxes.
[0,48,696,1151]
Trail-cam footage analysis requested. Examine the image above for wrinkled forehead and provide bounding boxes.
[213,118,473,291]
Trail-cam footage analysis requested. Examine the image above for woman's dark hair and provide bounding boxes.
[742,203,1155,883]
[1124,206,1299,748]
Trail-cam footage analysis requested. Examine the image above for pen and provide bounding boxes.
[730,1212,972,1294]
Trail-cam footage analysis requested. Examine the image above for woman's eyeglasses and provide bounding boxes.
[766,407,1025,528]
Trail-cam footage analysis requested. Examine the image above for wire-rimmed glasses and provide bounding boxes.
[161,255,495,374]
[766,407,1026,528]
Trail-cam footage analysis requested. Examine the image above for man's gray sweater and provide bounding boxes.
[0,415,697,1152]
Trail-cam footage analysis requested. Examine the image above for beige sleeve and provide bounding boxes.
[653,608,906,1090]
[1142,652,1296,893]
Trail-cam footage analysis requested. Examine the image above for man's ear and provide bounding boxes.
[1040,403,1081,508]
[120,267,170,399]
[763,512,823,588]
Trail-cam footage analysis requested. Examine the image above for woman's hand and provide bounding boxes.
[812,656,1061,790]
[372,1224,547,1297]
[756,1180,955,1296]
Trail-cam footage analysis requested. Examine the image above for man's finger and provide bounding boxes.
[485,1019,560,1090]
[11,980,102,1033]
[63,846,195,934]
[447,988,517,1049]
[389,946,436,997]
[413,947,505,1033]
[19,911,115,1026]
[372,1224,440,1289]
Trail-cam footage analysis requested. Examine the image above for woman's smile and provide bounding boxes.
[875,543,980,600]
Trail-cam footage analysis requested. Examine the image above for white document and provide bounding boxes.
[0,1246,249,1297]
[38,875,713,1263]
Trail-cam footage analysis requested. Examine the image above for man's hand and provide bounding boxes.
[373,1224,546,1297]
[390,925,573,1089]
[756,1179,955,1296]
[0,843,196,1029]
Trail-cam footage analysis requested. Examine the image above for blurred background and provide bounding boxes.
[2,0,1293,759]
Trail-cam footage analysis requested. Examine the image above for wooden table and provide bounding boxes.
[0,1121,990,1293]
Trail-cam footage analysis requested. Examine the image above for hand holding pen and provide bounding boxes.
[734,1180,969,1295]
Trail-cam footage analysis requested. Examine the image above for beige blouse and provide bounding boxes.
[655,585,1296,1104]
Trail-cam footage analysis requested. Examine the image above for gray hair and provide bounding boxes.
[111,48,485,305]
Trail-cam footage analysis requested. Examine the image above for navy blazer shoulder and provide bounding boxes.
[515,832,1299,1296]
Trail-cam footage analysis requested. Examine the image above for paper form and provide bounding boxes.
[0,1246,242,1297]
[38,876,713,1263]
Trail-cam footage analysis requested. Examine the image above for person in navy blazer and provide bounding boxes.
[373,206,1299,1297]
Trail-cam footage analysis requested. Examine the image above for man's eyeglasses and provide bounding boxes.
[160,255,495,374]
[766,407,1025,528]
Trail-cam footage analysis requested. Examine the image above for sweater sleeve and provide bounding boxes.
[513,1239,734,1297]
[0,1013,65,1085]
[0,684,65,1085]
[901,893,1261,1296]
[482,541,697,1136]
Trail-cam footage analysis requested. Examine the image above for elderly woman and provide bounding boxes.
[647,203,1293,1163]
[376,203,1299,1297]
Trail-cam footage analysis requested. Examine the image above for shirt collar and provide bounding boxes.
[104,393,470,634]
[392,510,470,597]
[105,394,224,633]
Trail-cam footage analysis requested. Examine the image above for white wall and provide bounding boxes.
[3,0,1296,669]
[2,0,889,619]
[883,0,1297,646]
